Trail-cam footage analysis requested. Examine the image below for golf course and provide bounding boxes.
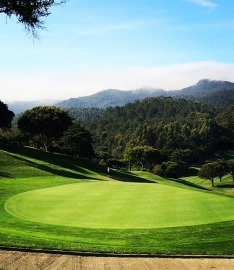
[1,144,234,255]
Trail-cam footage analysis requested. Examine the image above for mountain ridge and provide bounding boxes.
[57,79,234,109]
[6,79,234,113]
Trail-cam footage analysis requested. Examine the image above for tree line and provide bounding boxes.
[0,103,94,158]
[0,96,233,185]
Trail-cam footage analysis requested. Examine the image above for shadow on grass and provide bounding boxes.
[4,151,97,180]
[1,143,156,184]
[1,144,89,171]
[0,172,13,178]
[168,178,211,191]
[216,184,234,188]
[182,167,200,177]
[109,170,156,184]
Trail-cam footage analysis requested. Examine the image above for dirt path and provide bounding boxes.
[0,250,234,270]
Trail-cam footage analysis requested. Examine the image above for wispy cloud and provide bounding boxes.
[70,18,169,36]
[76,20,150,35]
[186,0,218,8]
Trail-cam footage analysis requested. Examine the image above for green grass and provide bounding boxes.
[5,181,234,229]
[1,144,234,255]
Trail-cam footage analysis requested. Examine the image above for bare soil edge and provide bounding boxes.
[0,246,234,259]
[1,249,234,270]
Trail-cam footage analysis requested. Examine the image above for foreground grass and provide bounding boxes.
[0,144,234,255]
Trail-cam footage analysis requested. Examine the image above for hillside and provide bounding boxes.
[56,88,166,108]
[173,79,234,96]
[82,96,231,161]
[57,79,234,109]
[7,80,234,114]
[173,79,234,108]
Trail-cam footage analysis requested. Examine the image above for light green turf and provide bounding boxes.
[5,181,234,229]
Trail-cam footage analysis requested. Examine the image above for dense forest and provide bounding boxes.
[1,85,234,179]
[81,97,232,161]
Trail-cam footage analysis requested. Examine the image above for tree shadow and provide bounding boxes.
[1,144,90,174]
[0,172,13,178]
[1,144,155,183]
[216,184,234,188]
[109,170,156,184]
[168,178,211,191]
[7,153,98,180]
[182,167,199,177]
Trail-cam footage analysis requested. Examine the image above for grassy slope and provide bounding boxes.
[0,144,234,255]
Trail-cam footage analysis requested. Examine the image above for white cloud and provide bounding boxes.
[186,0,217,8]
[1,61,234,102]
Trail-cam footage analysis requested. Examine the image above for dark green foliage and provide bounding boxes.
[59,123,94,157]
[169,148,192,163]
[216,159,229,182]
[215,106,234,146]
[0,100,15,130]
[198,162,220,186]
[66,107,105,122]
[0,0,66,36]
[94,151,112,164]
[124,145,161,170]
[83,97,228,162]
[227,159,234,181]
[198,159,232,186]
[198,90,234,109]
[155,161,186,178]
[106,158,128,169]
[17,106,72,151]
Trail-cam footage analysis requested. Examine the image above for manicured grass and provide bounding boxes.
[1,144,234,255]
[5,181,234,229]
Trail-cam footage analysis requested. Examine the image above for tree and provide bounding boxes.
[0,0,67,37]
[124,145,160,170]
[216,160,229,182]
[124,146,143,170]
[95,151,112,164]
[18,106,72,151]
[227,160,234,181]
[142,146,161,169]
[0,100,15,129]
[169,149,193,164]
[161,161,183,178]
[198,162,219,186]
[106,158,128,170]
[59,123,94,158]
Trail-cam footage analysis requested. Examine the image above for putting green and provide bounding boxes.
[5,181,234,229]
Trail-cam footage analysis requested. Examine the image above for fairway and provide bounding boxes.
[5,181,234,229]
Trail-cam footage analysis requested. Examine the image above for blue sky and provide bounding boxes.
[1,0,234,102]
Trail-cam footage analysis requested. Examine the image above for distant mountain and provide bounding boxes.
[57,79,234,109]
[7,79,234,114]
[171,79,234,108]
[56,88,166,108]
[172,79,234,96]
[7,100,58,114]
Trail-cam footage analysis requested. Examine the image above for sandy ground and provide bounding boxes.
[0,250,234,270]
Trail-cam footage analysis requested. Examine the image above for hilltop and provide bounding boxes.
[7,79,234,114]
[57,79,234,109]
